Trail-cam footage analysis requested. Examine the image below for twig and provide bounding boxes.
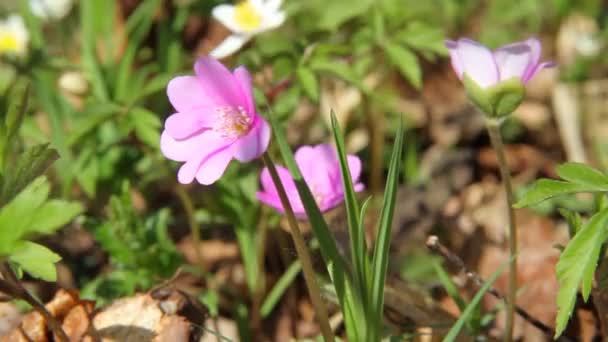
[425,236,577,342]
[0,262,70,342]
[262,153,335,342]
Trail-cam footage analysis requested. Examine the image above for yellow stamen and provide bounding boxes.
[0,33,18,53]
[234,1,262,31]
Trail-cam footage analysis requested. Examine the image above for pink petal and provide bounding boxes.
[195,145,235,185]
[233,66,256,115]
[347,155,362,182]
[354,183,365,192]
[177,155,205,184]
[295,145,335,192]
[167,76,212,112]
[164,109,217,140]
[233,117,271,162]
[160,130,225,162]
[194,57,244,107]
[256,191,286,213]
[445,40,464,78]
[455,38,499,88]
[523,61,555,83]
[260,166,297,196]
[494,41,534,82]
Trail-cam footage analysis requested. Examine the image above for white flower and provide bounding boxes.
[29,0,73,21]
[211,0,286,58]
[0,15,29,57]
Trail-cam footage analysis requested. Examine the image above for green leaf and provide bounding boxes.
[0,79,30,171]
[556,162,608,188]
[396,22,447,56]
[444,257,511,342]
[315,0,372,31]
[309,59,368,94]
[331,112,367,303]
[0,177,50,254]
[265,103,366,341]
[382,42,422,88]
[515,179,603,208]
[369,119,404,340]
[558,208,582,237]
[296,67,319,102]
[131,107,161,149]
[260,260,302,318]
[9,241,61,281]
[554,208,608,337]
[30,200,83,234]
[0,144,58,206]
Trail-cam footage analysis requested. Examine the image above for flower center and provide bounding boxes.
[214,106,253,139]
[233,1,262,31]
[0,33,18,54]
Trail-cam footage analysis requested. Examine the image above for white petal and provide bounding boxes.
[456,38,498,88]
[259,11,286,32]
[212,4,244,33]
[209,35,251,59]
[264,0,283,11]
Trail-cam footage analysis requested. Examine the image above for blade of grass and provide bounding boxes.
[331,112,369,300]
[369,119,404,340]
[260,260,302,318]
[443,257,512,342]
[265,104,366,341]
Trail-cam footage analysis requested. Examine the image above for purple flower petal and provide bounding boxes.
[232,117,271,162]
[194,57,245,106]
[195,145,235,185]
[347,155,362,182]
[167,76,213,111]
[455,38,499,88]
[233,66,256,115]
[160,130,225,162]
[494,41,534,82]
[164,109,216,140]
[445,40,464,78]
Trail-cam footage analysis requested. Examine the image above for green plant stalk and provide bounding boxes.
[262,153,335,342]
[174,186,206,274]
[486,119,517,342]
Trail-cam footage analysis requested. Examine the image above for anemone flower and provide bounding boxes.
[0,15,28,57]
[160,57,271,185]
[29,0,73,21]
[257,144,364,218]
[211,0,286,59]
[445,37,554,89]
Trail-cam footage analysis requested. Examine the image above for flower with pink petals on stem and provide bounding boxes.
[257,144,364,218]
[160,57,271,185]
[445,37,554,88]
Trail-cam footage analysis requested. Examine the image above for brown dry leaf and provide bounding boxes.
[93,292,198,342]
[178,238,240,270]
[0,303,21,337]
[477,209,569,340]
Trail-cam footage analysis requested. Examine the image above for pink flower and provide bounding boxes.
[160,57,271,185]
[256,144,364,217]
[445,37,554,88]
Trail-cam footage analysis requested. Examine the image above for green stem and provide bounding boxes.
[262,153,335,342]
[486,119,517,342]
[174,186,206,274]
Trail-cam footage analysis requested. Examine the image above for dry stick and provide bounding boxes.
[0,263,70,342]
[262,153,335,342]
[425,236,577,342]
[485,119,517,342]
